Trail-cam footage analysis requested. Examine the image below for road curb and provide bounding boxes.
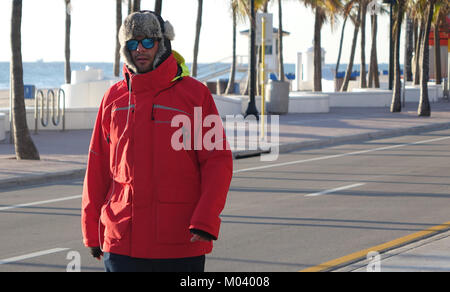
[277,122,450,154]
[0,168,86,190]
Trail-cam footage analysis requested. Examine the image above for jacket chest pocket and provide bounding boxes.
[109,104,135,182]
[152,104,194,150]
[152,104,200,193]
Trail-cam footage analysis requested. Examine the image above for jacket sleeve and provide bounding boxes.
[81,98,111,247]
[189,90,233,240]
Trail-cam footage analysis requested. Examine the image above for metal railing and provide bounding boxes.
[196,55,249,82]
[34,88,66,133]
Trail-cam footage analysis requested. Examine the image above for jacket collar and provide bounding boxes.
[123,53,179,94]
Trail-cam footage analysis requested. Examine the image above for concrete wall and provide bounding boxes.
[212,95,242,117]
[289,93,330,113]
[62,80,116,108]
[0,107,99,133]
[330,89,392,107]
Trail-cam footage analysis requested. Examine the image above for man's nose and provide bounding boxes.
[136,42,147,52]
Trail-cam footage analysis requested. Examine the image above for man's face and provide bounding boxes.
[129,36,160,73]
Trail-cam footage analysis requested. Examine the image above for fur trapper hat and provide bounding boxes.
[119,11,175,73]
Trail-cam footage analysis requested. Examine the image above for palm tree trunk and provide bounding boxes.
[10,0,40,160]
[192,0,203,77]
[130,0,140,13]
[278,0,285,82]
[360,0,368,88]
[154,0,163,15]
[368,14,380,88]
[225,6,237,95]
[434,19,442,85]
[414,20,425,85]
[341,6,361,92]
[391,1,403,113]
[405,15,414,82]
[113,0,122,77]
[245,0,258,117]
[418,1,434,117]
[64,0,71,84]
[335,15,348,79]
[313,7,322,92]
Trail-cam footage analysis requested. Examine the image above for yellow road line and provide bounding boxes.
[300,221,450,272]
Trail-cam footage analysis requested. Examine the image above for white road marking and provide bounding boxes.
[305,183,366,197]
[0,195,82,211]
[233,136,450,174]
[0,248,70,265]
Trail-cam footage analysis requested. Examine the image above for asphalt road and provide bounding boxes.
[1,129,449,272]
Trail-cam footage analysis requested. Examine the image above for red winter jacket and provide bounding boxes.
[81,53,233,259]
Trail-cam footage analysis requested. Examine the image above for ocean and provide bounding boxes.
[0,62,121,90]
[0,61,389,90]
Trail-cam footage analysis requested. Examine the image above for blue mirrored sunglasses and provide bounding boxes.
[126,38,159,51]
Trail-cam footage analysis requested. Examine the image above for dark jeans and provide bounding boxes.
[103,252,205,272]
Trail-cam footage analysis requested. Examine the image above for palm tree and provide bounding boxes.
[246,0,259,116]
[341,2,361,92]
[390,0,406,113]
[64,0,71,84]
[192,0,203,78]
[113,0,122,77]
[359,0,368,88]
[335,13,348,80]
[234,0,268,116]
[432,1,450,85]
[335,0,355,81]
[10,0,40,160]
[433,17,441,85]
[411,0,426,86]
[129,0,140,14]
[225,1,238,94]
[302,0,342,92]
[405,14,414,82]
[413,19,425,85]
[233,0,268,96]
[154,0,163,15]
[417,0,436,117]
[368,10,380,88]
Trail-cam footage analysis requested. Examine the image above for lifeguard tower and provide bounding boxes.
[240,13,291,77]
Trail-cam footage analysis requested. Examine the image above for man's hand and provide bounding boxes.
[190,233,211,243]
[190,229,215,243]
[89,247,103,260]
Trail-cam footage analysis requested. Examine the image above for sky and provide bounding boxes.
[0,0,396,65]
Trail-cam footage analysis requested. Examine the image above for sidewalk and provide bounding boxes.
[1,101,449,187]
[336,229,450,272]
[1,101,450,272]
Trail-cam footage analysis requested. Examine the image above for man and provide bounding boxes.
[81,11,233,272]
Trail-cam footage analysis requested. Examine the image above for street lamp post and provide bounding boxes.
[245,0,259,118]
[382,0,395,90]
